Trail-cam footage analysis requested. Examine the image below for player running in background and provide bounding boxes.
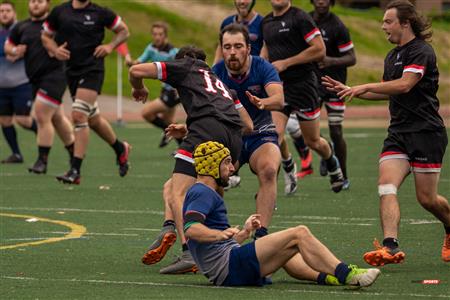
[0,0,37,163]
[262,0,344,193]
[213,24,284,238]
[130,45,252,274]
[41,0,131,184]
[126,21,181,148]
[184,140,381,287]
[322,0,450,265]
[5,0,74,174]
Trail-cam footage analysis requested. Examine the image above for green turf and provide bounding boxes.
[1,126,449,299]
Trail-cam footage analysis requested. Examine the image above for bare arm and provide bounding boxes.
[246,83,284,111]
[318,48,356,69]
[321,75,388,100]
[94,22,130,58]
[129,62,160,103]
[41,32,70,61]
[4,40,26,62]
[272,36,325,73]
[260,42,269,60]
[185,223,239,243]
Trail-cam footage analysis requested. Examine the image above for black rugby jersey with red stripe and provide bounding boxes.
[8,18,63,83]
[383,38,444,133]
[44,1,121,75]
[154,57,242,129]
[309,12,353,84]
[262,6,321,82]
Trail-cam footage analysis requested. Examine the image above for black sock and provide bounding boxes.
[334,262,351,284]
[71,157,83,173]
[163,220,175,228]
[2,126,21,155]
[325,154,338,171]
[38,146,51,163]
[329,125,347,179]
[317,272,328,285]
[175,138,183,145]
[151,117,168,130]
[282,156,294,173]
[29,119,38,134]
[254,226,268,239]
[445,226,450,234]
[293,135,309,159]
[383,237,399,249]
[111,139,124,156]
[65,143,74,161]
[182,243,189,252]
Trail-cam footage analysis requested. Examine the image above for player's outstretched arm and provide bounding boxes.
[185,223,239,243]
[321,75,388,101]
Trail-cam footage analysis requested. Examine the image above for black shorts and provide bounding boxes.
[380,130,448,173]
[67,70,104,99]
[32,70,67,107]
[282,72,321,121]
[173,117,242,177]
[0,83,33,116]
[160,87,180,108]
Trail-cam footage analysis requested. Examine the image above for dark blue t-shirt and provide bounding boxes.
[213,56,281,133]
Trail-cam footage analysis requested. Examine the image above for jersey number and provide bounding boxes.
[199,69,232,101]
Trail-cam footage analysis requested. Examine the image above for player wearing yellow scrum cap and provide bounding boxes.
[194,141,233,187]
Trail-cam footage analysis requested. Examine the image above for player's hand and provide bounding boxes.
[54,42,70,61]
[321,75,349,94]
[165,123,187,139]
[318,56,334,69]
[337,84,369,102]
[246,91,264,110]
[13,44,27,59]
[217,227,240,241]
[271,59,288,73]
[131,87,149,103]
[94,44,113,58]
[244,214,261,233]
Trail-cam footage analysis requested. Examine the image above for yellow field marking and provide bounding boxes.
[0,213,86,250]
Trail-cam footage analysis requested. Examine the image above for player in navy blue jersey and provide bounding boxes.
[213,24,285,238]
[41,0,131,184]
[129,45,253,274]
[0,0,37,164]
[184,141,381,287]
[126,22,181,148]
[322,0,450,265]
[213,0,263,64]
[262,0,345,193]
[5,0,74,174]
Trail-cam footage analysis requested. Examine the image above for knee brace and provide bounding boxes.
[286,114,301,138]
[72,99,100,119]
[74,122,89,132]
[378,184,397,197]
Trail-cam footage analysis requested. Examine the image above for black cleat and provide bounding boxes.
[328,156,344,193]
[117,142,131,177]
[1,153,23,164]
[28,159,47,174]
[159,133,172,148]
[56,168,80,185]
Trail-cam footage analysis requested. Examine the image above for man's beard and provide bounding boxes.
[30,10,47,19]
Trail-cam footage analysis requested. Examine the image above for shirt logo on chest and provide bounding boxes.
[83,14,95,25]
[279,21,290,33]
[394,53,402,66]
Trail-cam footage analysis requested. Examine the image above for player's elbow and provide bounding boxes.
[129,65,141,79]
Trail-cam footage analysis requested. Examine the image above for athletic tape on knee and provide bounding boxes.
[286,114,301,138]
[74,122,89,132]
[73,99,99,118]
[378,184,397,197]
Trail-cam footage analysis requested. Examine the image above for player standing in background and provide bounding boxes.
[5,0,74,174]
[323,0,450,265]
[126,22,181,148]
[41,0,131,184]
[0,0,37,164]
[262,0,344,193]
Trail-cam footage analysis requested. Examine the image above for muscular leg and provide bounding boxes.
[52,106,74,146]
[300,119,331,159]
[141,98,170,130]
[34,101,57,147]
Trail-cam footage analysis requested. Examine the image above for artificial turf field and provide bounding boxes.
[1,125,449,299]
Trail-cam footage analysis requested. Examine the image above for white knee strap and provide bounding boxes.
[378,184,397,197]
[73,99,99,119]
[286,114,301,138]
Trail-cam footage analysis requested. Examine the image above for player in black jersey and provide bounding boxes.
[41,0,131,184]
[129,46,252,274]
[323,0,450,265]
[262,0,345,193]
[5,0,74,174]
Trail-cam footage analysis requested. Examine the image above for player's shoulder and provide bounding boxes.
[14,19,32,31]
[409,38,433,53]
[212,60,226,74]
[52,1,70,13]
[221,14,236,28]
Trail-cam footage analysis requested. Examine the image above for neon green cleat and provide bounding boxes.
[345,264,381,287]
[325,274,341,286]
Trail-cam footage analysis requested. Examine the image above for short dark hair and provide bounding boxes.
[151,21,169,36]
[175,45,207,61]
[386,0,432,41]
[219,23,250,46]
[310,0,335,6]
[0,0,15,9]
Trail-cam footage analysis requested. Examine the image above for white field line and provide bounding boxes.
[123,228,166,231]
[40,231,139,237]
[0,206,440,225]
[1,276,448,298]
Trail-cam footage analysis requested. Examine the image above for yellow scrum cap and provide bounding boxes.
[193,141,231,179]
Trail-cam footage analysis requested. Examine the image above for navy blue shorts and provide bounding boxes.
[221,242,264,287]
[239,131,279,167]
[0,83,33,116]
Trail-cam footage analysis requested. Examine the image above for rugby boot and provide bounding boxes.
[117,141,131,177]
[28,159,47,174]
[345,265,381,287]
[224,175,241,191]
[56,168,80,185]
[142,225,177,265]
[283,162,298,195]
[442,233,450,262]
[320,141,334,177]
[342,178,351,190]
[296,150,313,178]
[363,239,405,266]
[159,250,198,274]
[328,155,344,193]
[159,133,172,148]
[1,153,23,164]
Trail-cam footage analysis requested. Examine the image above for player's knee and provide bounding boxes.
[378,184,397,197]
[294,225,311,239]
[163,179,172,200]
[304,137,321,151]
[258,164,278,183]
